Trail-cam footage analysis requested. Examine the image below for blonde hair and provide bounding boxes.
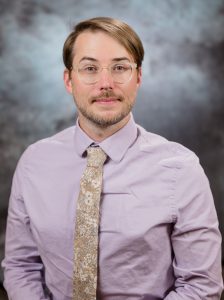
[63,17,144,70]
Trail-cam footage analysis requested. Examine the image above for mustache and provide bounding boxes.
[90,91,124,101]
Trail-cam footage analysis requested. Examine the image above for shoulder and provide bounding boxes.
[33,126,75,146]
[136,124,200,169]
[136,125,213,211]
[31,125,74,148]
[19,126,76,164]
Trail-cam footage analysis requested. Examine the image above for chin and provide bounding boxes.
[90,112,130,128]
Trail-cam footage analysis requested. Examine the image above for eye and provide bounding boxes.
[112,64,130,73]
[79,64,99,74]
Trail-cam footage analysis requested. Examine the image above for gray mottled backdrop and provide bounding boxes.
[0,0,224,298]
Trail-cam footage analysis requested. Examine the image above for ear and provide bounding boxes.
[63,69,73,94]
[136,67,142,87]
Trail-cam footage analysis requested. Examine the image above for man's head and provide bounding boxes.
[63,17,144,135]
[63,17,144,73]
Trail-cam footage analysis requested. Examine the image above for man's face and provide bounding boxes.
[64,30,142,129]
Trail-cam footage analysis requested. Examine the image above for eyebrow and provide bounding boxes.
[79,56,131,63]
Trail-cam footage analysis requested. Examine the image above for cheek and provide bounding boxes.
[72,84,92,103]
[71,80,82,95]
[125,84,139,100]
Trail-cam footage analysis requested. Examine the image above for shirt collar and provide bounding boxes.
[74,114,138,162]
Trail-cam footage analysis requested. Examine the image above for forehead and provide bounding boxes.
[73,30,133,62]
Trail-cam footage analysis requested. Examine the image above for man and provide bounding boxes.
[2,17,223,299]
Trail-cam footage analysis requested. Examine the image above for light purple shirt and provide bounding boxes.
[2,116,223,299]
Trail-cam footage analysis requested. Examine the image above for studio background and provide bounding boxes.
[0,0,223,299]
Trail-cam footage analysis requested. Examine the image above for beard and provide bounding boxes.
[77,104,133,128]
[75,91,134,128]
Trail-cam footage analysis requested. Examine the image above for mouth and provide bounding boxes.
[92,97,121,104]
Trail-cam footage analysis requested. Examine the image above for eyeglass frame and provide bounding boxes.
[70,61,138,85]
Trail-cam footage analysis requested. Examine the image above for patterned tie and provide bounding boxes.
[73,146,107,300]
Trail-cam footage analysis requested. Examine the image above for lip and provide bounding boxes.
[93,97,120,104]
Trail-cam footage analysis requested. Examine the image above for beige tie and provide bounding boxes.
[73,147,107,300]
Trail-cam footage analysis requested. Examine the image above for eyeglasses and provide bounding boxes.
[71,61,137,84]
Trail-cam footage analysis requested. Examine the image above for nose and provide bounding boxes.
[96,67,115,89]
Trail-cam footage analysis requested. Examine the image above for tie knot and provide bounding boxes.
[87,147,107,167]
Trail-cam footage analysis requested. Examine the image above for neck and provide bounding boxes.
[78,115,130,142]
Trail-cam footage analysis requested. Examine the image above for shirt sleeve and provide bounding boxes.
[1,150,50,300]
[164,157,223,299]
